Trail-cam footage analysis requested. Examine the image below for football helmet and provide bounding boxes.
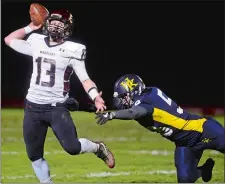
[43,9,74,40]
[113,74,145,109]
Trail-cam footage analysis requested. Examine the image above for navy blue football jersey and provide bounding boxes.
[132,87,206,147]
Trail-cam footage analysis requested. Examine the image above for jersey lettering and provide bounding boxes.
[157,88,183,114]
[157,88,172,105]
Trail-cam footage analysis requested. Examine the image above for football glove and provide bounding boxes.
[95,112,115,125]
[160,127,173,137]
[148,126,173,137]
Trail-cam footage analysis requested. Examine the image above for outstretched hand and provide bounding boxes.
[94,91,107,113]
[95,112,114,125]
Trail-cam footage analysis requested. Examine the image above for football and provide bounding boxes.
[29,3,49,26]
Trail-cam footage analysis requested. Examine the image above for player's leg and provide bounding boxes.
[174,146,203,183]
[50,106,115,168]
[201,118,225,153]
[23,102,52,183]
[190,118,224,182]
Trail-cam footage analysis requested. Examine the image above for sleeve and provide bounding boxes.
[70,58,90,82]
[113,103,154,120]
[9,39,32,56]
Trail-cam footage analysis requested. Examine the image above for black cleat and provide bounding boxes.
[200,158,215,182]
[95,142,115,168]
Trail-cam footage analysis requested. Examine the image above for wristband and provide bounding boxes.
[24,26,32,34]
[88,87,99,101]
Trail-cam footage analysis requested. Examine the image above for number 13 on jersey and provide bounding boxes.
[36,57,56,87]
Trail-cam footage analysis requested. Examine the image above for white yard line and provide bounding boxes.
[1,137,56,142]
[2,128,139,133]
[0,170,177,180]
[1,136,165,142]
[1,169,222,180]
[86,170,177,177]
[128,150,172,155]
[1,150,221,156]
[1,128,19,132]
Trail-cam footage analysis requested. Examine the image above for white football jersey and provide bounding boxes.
[12,33,90,104]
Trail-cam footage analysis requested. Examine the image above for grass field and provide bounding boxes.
[1,109,224,183]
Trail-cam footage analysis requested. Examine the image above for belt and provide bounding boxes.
[26,100,65,108]
[26,98,79,111]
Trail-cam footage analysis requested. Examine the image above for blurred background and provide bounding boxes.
[2,1,224,114]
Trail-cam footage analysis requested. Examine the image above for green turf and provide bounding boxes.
[1,109,224,183]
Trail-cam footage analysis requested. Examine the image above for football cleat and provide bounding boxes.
[95,142,115,168]
[200,158,215,182]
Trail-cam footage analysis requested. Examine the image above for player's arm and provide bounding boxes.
[70,58,106,112]
[96,103,154,125]
[82,79,107,112]
[4,22,41,56]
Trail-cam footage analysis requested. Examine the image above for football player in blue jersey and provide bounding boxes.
[95,74,225,183]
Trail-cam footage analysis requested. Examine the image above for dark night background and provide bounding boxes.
[2,1,224,110]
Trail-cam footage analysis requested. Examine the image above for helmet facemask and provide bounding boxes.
[43,10,74,41]
[47,20,65,39]
[113,92,134,109]
[113,75,146,109]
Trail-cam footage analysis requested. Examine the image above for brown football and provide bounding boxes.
[29,3,49,26]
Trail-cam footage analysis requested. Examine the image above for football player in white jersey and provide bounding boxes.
[4,9,115,183]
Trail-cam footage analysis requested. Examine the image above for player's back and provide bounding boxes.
[134,87,207,147]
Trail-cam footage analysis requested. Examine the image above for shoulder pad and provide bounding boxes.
[63,41,86,60]
[26,33,46,42]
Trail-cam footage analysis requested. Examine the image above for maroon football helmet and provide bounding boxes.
[43,9,74,40]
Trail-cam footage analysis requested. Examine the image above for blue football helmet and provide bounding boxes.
[113,74,145,109]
